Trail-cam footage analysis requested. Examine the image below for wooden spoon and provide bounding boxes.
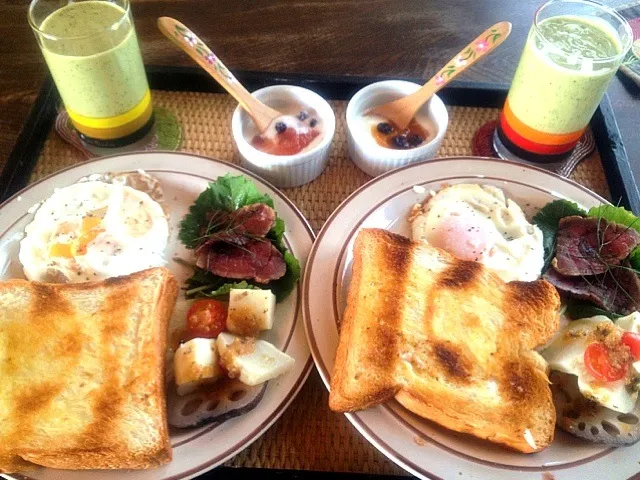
[366,21,512,130]
[158,17,281,133]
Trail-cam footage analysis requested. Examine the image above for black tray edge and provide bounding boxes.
[591,93,640,213]
[0,76,57,201]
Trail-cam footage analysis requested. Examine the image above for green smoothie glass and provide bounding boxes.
[494,0,632,166]
[29,0,153,149]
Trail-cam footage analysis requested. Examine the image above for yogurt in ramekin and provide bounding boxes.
[346,80,448,177]
[232,85,336,188]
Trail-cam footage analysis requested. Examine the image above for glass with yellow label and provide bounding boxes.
[29,0,153,149]
[494,0,632,166]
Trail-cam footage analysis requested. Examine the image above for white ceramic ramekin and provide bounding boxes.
[346,80,449,177]
[232,85,336,188]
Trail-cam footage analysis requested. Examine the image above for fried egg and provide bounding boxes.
[410,184,544,282]
[19,181,168,282]
[543,314,640,414]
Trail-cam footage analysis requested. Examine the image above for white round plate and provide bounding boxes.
[0,152,314,480]
[302,157,640,480]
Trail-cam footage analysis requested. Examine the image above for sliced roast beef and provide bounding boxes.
[198,231,251,248]
[202,203,275,238]
[196,239,286,283]
[544,264,640,315]
[196,240,267,278]
[194,203,283,283]
[553,216,640,276]
[254,246,287,283]
[231,203,276,237]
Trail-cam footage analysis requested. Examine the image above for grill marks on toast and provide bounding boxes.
[330,229,561,452]
[501,361,536,402]
[428,262,483,383]
[503,281,561,351]
[79,289,129,450]
[0,268,177,472]
[329,230,413,411]
[436,261,482,290]
[370,233,412,374]
[32,283,74,314]
[0,284,78,471]
[11,382,65,458]
[14,382,63,414]
[432,343,471,381]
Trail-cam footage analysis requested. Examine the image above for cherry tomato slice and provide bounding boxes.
[184,299,228,341]
[622,332,640,360]
[584,342,626,382]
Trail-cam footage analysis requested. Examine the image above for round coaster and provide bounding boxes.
[471,119,595,177]
[55,106,182,159]
[471,119,498,158]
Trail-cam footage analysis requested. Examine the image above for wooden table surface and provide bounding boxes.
[0,0,638,182]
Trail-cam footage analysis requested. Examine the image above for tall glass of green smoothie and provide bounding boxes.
[29,0,153,150]
[494,0,632,166]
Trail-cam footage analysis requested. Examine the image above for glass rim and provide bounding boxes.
[533,0,633,63]
[28,0,131,41]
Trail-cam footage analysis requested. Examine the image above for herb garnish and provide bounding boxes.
[178,175,300,302]
[587,205,640,271]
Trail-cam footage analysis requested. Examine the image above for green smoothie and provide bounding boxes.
[38,1,148,119]
[507,15,622,135]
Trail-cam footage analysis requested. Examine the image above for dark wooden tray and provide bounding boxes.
[1,65,639,212]
[1,66,638,480]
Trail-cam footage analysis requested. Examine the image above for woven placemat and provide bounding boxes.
[28,90,611,475]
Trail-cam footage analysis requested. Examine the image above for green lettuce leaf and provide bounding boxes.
[267,251,301,302]
[267,216,286,251]
[565,301,622,320]
[587,205,640,232]
[532,200,587,271]
[184,262,299,303]
[186,277,261,299]
[587,205,640,270]
[629,249,640,271]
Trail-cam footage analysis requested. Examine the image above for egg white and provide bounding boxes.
[411,184,544,282]
[543,314,640,413]
[19,181,168,282]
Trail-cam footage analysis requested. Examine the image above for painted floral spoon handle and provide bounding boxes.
[157,17,281,132]
[429,22,512,90]
[367,21,512,129]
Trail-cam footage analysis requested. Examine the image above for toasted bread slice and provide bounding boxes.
[0,267,178,472]
[329,229,560,453]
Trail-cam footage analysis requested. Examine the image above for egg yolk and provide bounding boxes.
[49,214,104,258]
[428,214,494,262]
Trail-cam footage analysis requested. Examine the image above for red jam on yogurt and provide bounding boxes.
[251,110,322,156]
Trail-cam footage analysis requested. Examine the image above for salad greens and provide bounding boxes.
[533,200,640,320]
[587,205,640,231]
[565,301,622,321]
[184,274,260,298]
[179,174,300,302]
